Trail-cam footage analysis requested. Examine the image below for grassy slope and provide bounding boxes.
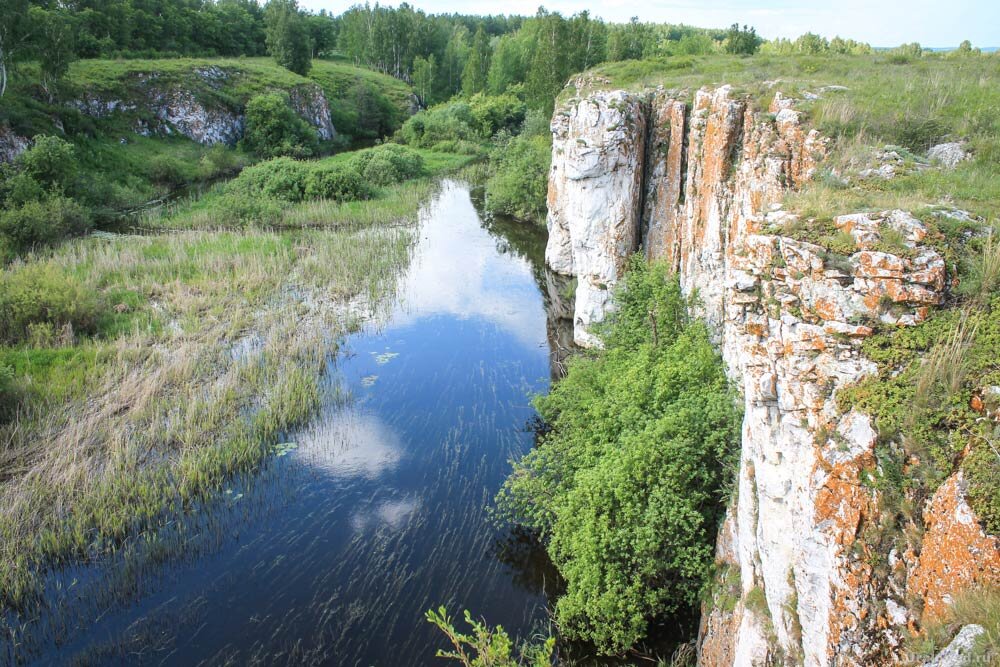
[566,54,1000,221]
[2,57,416,212]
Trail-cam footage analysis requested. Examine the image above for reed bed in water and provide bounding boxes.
[0,215,418,615]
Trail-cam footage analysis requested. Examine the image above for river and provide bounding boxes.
[21,180,577,666]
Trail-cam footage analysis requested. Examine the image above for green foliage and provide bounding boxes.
[723,24,762,55]
[462,27,492,97]
[0,263,102,345]
[304,164,372,201]
[426,606,555,667]
[397,101,481,148]
[0,195,90,253]
[27,6,77,96]
[227,157,311,202]
[15,135,78,193]
[497,258,742,654]
[265,0,312,76]
[484,134,551,222]
[307,60,412,139]
[241,92,319,158]
[218,145,424,222]
[468,93,527,137]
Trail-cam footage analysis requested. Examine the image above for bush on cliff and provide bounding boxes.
[497,257,742,654]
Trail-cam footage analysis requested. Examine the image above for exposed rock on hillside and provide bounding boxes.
[544,85,999,666]
[68,68,335,146]
[0,125,29,163]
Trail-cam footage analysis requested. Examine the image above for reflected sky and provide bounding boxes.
[17,181,558,667]
[391,181,548,350]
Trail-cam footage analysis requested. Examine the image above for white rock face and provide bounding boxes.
[69,69,336,146]
[0,125,29,163]
[923,625,986,667]
[546,86,969,666]
[927,142,969,168]
[545,91,647,347]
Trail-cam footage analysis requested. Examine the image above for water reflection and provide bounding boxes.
[297,408,404,479]
[14,180,572,667]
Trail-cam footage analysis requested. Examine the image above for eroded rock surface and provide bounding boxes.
[545,85,998,666]
[69,70,335,146]
[545,90,646,347]
[0,125,29,163]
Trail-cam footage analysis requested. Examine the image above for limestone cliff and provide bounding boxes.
[69,66,335,146]
[544,84,999,665]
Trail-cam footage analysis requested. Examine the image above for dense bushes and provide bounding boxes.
[241,92,319,159]
[209,144,424,225]
[226,145,423,206]
[304,164,371,201]
[0,196,89,254]
[0,136,91,256]
[397,101,481,148]
[349,143,425,186]
[484,134,551,221]
[497,258,742,654]
[0,263,102,346]
[397,94,530,150]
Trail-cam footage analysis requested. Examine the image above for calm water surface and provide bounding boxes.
[18,181,576,666]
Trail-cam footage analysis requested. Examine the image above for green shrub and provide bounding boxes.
[497,257,742,654]
[226,157,310,202]
[197,144,244,179]
[430,140,483,155]
[147,154,189,186]
[425,606,555,667]
[208,193,284,226]
[397,101,478,148]
[241,92,318,159]
[0,195,90,252]
[0,263,102,345]
[0,170,46,207]
[348,144,425,186]
[16,135,78,193]
[304,164,372,201]
[484,135,551,222]
[468,93,527,137]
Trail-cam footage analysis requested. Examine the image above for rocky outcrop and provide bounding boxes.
[289,85,336,141]
[910,473,1000,622]
[0,125,29,163]
[544,84,998,666]
[923,625,986,667]
[545,91,647,347]
[69,69,335,146]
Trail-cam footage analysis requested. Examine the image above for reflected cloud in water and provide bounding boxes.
[391,181,547,349]
[294,408,403,479]
[351,496,421,532]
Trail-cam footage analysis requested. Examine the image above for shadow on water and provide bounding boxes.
[5,180,684,667]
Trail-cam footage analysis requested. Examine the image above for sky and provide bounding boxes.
[297,0,999,48]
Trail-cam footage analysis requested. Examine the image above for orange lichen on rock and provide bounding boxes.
[910,473,1000,622]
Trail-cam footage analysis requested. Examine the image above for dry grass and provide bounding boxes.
[0,215,418,611]
[912,587,1000,663]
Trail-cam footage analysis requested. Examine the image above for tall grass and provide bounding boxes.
[0,191,420,611]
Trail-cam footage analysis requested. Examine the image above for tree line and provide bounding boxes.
[1,1,770,108]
